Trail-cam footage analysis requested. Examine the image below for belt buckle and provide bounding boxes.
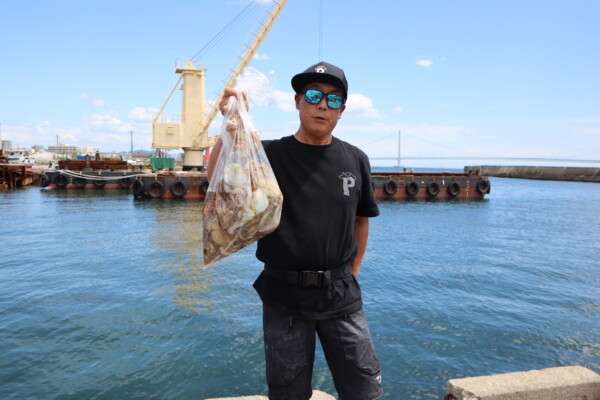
[301,271,324,287]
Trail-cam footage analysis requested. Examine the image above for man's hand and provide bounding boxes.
[208,88,250,182]
[219,87,249,115]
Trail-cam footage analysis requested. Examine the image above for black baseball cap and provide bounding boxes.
[291,61,348,99]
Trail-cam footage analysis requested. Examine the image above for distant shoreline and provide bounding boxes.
[465,165,600,182]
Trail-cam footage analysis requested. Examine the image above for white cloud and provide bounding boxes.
[2,107,155,151]
[128,106,159,122]
[417,59,433,68]
[345,93,382,118]
[92,98,105,106]
[394,106,404,114]
[273,90,295,112]
[90,111,122,128]
[253,52,271,60]
[580,126,600,135]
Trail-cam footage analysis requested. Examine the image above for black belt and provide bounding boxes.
[263,262,352,287]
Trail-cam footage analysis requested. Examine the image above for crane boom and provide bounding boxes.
[151,0,287,171]
[194,0,287,147]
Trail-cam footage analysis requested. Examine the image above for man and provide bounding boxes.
[208,61,382,400]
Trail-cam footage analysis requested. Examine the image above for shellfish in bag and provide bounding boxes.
[202,91,283,265]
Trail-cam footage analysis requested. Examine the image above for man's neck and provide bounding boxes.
[294,130,333,146]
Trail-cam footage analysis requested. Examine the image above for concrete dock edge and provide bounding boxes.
[445,366,600,400]
[205,390,336,400]
[464,166,600,182]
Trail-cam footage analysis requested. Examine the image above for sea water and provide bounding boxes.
[1,176,599,399]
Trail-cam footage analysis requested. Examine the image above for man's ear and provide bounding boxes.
[294,93,302,110]
[337,104,346,119]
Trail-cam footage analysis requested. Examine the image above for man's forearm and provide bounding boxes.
[352,216,370,277]
[207,137,223,182]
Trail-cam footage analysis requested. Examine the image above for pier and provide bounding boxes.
[204,367,600,399]
[465,165,600,182]
[0,164,38,189]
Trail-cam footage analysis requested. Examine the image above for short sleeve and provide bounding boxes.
[357,154,380,218]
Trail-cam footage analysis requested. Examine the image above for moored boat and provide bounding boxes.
[130,170,490,200]
[39,153,147,190]
[371,171,490,200]
[40,169,144,190]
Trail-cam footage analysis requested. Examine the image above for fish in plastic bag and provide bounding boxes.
[202,90,283,265]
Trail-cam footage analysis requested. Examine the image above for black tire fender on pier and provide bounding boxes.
[93,179,106,188]
[170,180,188,198]
[477,179,490,194]
[40,174,51,187]
[119,177,131,189]
[132,179,145,198]
[74,177,87,189]
[405,181,419,196]
[426,181,440,196]
[383,179,398,195]
[199,180,209,195]
[448,181,461,197]
[54,174,68,188]
[148,181,165,198]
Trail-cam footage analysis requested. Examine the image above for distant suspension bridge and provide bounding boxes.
[365,131,600,166]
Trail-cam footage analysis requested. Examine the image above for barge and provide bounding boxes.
[40,169,144,190]
[132,172,209,199]
[371,171,490,200]
[39,154,146,190]
[130,171,490,200]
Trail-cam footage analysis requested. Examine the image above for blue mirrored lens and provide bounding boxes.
[303,89,344,109]
[326,94,344,109]
[304,89,323,104]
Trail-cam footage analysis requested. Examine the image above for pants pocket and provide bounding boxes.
[336,309,381,376]
[263,305,310,386]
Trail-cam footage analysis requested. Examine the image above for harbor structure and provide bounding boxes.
[129,170,490,201]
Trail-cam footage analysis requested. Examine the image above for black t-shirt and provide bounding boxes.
[252,135,380,319]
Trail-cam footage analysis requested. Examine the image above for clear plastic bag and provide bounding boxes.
[202,90,283,266]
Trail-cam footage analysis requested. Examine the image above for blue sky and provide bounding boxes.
[1,0,599,168]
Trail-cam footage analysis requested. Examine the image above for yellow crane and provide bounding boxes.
[151,0,287,170]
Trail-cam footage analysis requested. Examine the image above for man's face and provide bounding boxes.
[295,81,346,139]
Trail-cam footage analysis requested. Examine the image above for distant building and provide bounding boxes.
[48,143,80,155]
[1,140,11,151]
[82,144,98,154]
[31,145,45,153]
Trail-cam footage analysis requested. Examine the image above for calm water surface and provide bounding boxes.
[1,176,599,399]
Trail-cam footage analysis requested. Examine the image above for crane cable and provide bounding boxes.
[319,0,324,60]
[191,0,262,63]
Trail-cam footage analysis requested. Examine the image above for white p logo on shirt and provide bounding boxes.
[339,172,356,196]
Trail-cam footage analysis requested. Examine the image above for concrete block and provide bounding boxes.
[446,366,600,400]
[205,389,336,400]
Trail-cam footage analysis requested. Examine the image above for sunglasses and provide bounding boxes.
[301,89,345,109]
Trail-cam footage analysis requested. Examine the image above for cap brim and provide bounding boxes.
[291,73,347,98]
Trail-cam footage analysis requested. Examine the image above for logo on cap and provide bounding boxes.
[314,65,327,73]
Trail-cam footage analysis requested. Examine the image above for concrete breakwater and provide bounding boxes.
[445,366,600,400]
[205,367,600,399]
[465,165,600,182]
